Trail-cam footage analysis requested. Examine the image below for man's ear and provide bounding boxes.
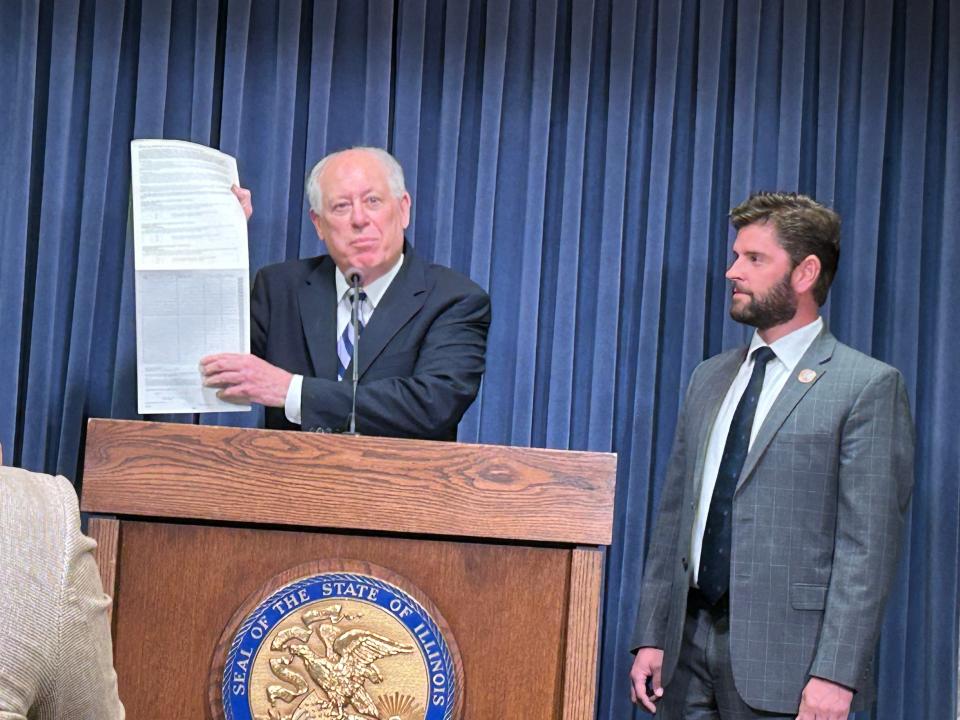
[792,254,821,295]
[399,192,412,229]
[309,209,324,239]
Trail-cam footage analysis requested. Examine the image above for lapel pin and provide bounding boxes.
[798,368,817,383]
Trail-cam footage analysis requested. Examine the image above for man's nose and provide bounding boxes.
[350,201,369,227]
[725,257,741,280]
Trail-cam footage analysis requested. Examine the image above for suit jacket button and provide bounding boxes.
[681,557,688,570]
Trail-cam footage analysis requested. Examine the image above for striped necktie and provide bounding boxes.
[337,290,367,381]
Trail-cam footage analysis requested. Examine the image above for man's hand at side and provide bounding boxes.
[200,353,291,407]
[796,677,854,720]
[629,647,664,713]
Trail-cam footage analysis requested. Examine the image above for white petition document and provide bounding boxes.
[131,139,250,413]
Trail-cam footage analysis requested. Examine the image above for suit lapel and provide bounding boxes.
[350,246,427,378]
[690,350,745,495]
[297,258,338,380]
[735,331,836,492]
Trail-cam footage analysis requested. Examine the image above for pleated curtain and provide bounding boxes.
[0,1,956,718]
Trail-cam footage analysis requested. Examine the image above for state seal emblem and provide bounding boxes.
[209,561,464,720]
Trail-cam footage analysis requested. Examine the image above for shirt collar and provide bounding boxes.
[334,252,404,308]
[748,316,824,372]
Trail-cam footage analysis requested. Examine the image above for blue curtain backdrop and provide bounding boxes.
[0,1,956,718]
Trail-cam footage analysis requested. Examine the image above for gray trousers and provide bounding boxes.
[656,594,798,720]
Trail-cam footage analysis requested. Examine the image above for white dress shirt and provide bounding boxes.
[283,253,405,424]
[690,316,823,585]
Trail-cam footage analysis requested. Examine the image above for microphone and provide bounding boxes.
[345,268,363,435]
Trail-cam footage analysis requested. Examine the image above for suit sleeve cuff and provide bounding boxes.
[284,374,303,425]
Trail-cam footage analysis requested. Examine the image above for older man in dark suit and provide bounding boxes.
[202,147,490,439]
[629,193,914,719]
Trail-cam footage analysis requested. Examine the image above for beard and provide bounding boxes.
[729,272,798,329]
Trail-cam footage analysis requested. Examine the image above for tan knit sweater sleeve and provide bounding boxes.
[0,466,124,719]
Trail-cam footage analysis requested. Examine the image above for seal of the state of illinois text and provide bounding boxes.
[210,561,463,720]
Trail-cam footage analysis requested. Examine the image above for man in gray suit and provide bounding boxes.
[629,193,913,719]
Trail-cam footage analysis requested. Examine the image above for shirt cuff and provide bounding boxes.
[284,374,303,425]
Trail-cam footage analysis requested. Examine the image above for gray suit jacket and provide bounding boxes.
[632,330,914,713]
[0,467,124,719]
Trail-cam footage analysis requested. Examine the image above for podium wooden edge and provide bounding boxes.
[88,516,119,626]
[81,419,616,545]
[562,547,604,720]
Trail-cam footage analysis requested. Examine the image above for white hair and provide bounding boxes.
[305,146,407,213]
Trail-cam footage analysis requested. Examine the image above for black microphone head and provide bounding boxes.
[346,267,364,286]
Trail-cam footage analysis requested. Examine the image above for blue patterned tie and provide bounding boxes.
[337,291,367,381]
[698,345,776,605]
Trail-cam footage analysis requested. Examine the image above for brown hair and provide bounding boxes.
[729,192,841,306]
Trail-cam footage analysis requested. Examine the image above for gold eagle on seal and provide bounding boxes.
[261,604,414,720]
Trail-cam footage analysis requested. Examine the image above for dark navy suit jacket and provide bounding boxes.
[250,241,490,439]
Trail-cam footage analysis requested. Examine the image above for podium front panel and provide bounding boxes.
[111,520,572,719]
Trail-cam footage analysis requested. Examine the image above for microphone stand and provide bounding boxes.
[346,272,362,435]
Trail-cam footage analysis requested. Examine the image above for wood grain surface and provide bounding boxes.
[111,521,571,720]
[81,419,615,544]
[561,547,604,720]
[87,516,119,627]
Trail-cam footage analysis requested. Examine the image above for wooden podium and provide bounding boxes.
[80,419,616,720]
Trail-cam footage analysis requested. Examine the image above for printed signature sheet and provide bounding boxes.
[131,139,250,414]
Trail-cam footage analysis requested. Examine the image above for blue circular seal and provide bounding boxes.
[218,569,460,720]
